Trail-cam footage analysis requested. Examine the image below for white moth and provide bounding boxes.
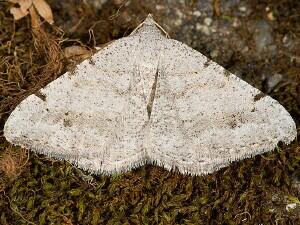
[4,15,296,175]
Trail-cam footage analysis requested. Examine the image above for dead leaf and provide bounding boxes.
[10,6,29,20]
[29,5,41,28]
[64,46,92,60]
[9,0,33,20]
[32,0,54,24]
[19,0,32,11]
[9,0,54,24]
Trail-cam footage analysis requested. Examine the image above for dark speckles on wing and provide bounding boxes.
[254,92,267,102]
[89,58,95,65]
[63,119,72,127]
[35,91,47,101]
[203,58,211,68]
[223,69,231,78]
[228,120,237,129]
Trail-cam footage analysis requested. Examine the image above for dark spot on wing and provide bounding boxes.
[228,120,237,128]
[89,58,95,65]
[254,92,267,102]
[203,58,211,68]
[223,69,231,77]
[35,91,46,101]
[63,119,72,127]
[69,65,77,76]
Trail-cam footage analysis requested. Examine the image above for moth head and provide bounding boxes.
[132,14,169,38]
[143,14,156,25]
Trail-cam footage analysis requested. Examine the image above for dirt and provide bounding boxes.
[0,0,299,224]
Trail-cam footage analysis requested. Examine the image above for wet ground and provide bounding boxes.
[0,0,299,224]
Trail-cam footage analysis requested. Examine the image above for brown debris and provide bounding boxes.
[9,0,32,20]
[213,0,221,17]
[64,46,93,61]
[0,147,29,190]
[9,6,29,20]
[32,0,54,24]
[9,0,54,24]
[29,6,63,84]
[0,2,63,192]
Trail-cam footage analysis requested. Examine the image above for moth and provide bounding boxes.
[4,15,296,175]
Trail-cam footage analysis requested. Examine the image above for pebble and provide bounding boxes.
[210,49,219,59]
[204,17,212,26]
[267,11,275,21]
[156,5,164,11]
[266,73,283,92]
[239,6,247,12]
[254,20,273,53]
[241,46,249,53]
[193,11,202,17]
[232,18,241,27]
[174,9,184,26]
[196,23,211,36]
[174,19,183,26]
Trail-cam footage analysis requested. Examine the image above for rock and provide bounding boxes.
[232,18,241,27]
[239,6,247,12]
[193,11,202,17]
[266,73,283,93]
[210,49,219,59]
[204,17,212,26]
[253,20,273,54]
[196,23,211,36]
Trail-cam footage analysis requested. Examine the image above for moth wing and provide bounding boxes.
[148,39,296,175]
[4,35,149,175]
